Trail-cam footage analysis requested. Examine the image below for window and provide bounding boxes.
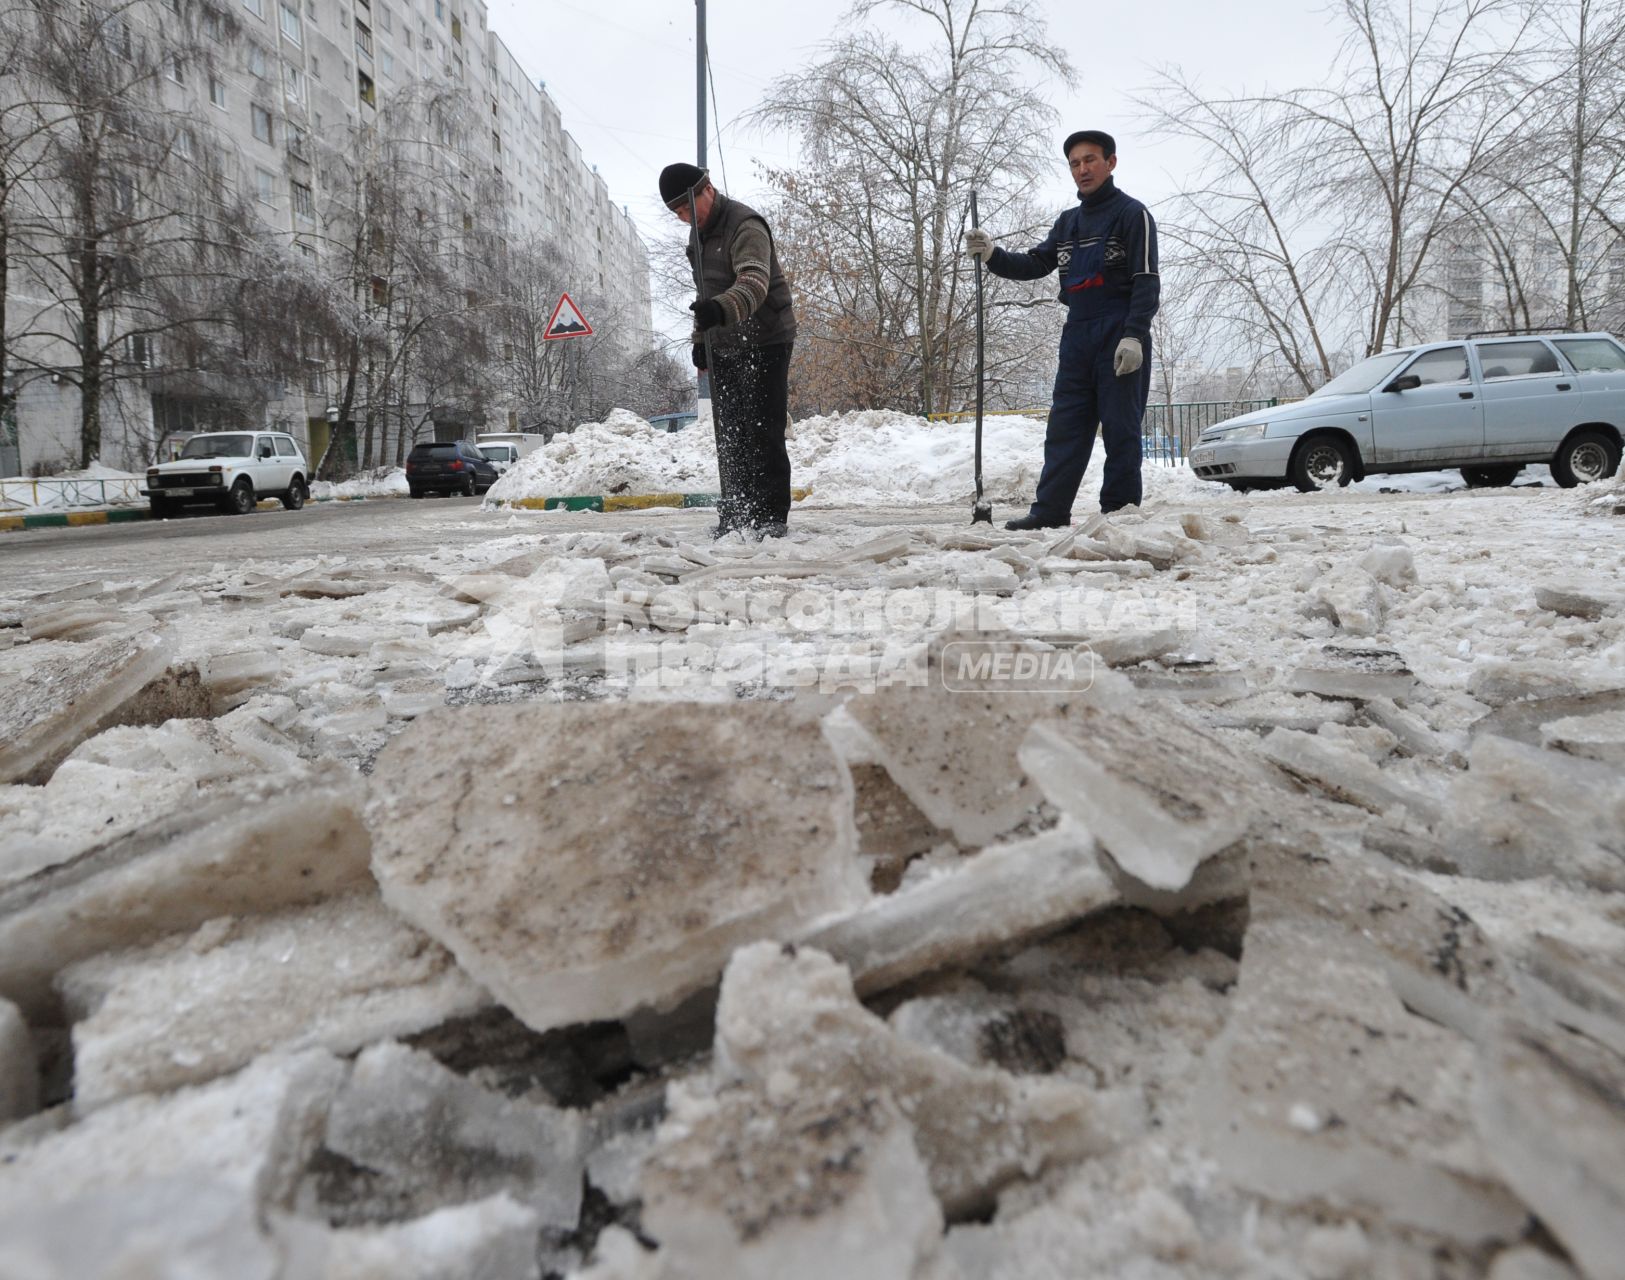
[292,180,313,219]
[370,275,388,305]
[288,123,308,156]
[109,18,133,59]
[129,334,152,366]
[280,1,301,43]
[255,167,276,204]
[1477,341,1561,380]
[251,103,274,143]
[310,55,320,79]
[166,54,185,84]
[275,436,298,457]
[248,43,268,76]
[244,0,264,16]
[209,76,226,107]
[1401,346,1470,386]
[434,0,443,19]
[355,19,372,57]
[379,5,391,31]
[380,50,393,76]
[451,14,461,41]
[357,69,375,105]
[285,64,304,101]
[307,0,317,18]
[404,29,411,48]
[175,128,194,158]
[111,172,135,212]
[1554,337,1625,372]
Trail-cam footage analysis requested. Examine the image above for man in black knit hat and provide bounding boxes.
[660,162,798,539]
[964,130,1160,528]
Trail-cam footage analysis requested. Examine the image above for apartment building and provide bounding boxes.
[4,0,652,475]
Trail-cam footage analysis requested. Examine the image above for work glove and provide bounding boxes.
[689,298,725,331]
[1114,336,1143,377]
[691,342,707,372]
[963,227,994,263]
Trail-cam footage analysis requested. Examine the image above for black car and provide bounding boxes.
[405,440,500,497]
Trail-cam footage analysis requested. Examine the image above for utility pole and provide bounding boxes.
[696,0,707,170]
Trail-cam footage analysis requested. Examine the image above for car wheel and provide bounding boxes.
[461,475,475,497]
[221,479,256,515]
[1551,429,1621,488]
[1461,464,1522,488]
[408,486,424,499]
[148,496,172,519]
[1289,435,1356,493]
[281,477,308,510]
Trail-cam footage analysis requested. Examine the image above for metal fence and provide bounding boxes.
[928,399,1280,465]
[0,477,145,511]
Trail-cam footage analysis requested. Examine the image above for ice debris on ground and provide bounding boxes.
[1,440,1624,1278]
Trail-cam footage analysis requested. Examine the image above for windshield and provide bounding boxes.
[479,446,514,462]
[179,433,255,459]
[1310,352,1412,398]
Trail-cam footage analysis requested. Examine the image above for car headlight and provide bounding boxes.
[1226,423,1268,441]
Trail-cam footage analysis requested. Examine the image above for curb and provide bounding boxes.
[497,487,813,513]
[0,491,405,532]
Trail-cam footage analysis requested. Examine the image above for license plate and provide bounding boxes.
[165,487,196,496]
[1190,449,1214,465]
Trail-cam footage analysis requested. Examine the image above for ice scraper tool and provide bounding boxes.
[970,190,992,525]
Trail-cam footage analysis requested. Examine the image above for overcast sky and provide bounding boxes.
[485,0,1346,335]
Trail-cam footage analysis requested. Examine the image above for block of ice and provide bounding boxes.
[0,1050,344,1214]
[0,764,372,1018]
[1198,917,1524,1243]
[0,630,174,784]
[711,943,1127,1218]
[323,1041,584,1229]
[60,892,490,1110]
[0,997,37,1123]
[799,819,1118,995]
[367,703,867,1034]
[1358,544,1418,588]
[1021,702,1284,891]
[0,1177,279,1280]
[1284,644,1417,702]
[275,1194,543,1280]
[1474,1019,1625,1280]
[642,1079,942,1280]
[1261,728,1444,825]
[1540,708,1625,765]
[1534,583,1618,621]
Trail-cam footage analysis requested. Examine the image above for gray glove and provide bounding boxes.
[1114,336,1143,377]
[964,228,994,263]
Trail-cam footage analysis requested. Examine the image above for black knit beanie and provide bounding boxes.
[1063,130,1116,160]
[659,163,709,208]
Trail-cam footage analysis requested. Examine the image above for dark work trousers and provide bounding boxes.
[1029,308,1152,520]
[709,341,794,529]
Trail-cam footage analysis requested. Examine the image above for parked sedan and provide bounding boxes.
[1189,332,1625,492]
[405,440,500,497]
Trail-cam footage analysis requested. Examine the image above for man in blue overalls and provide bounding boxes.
[966,130,1160,529]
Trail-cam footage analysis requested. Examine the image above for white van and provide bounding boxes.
[475,432,548,475]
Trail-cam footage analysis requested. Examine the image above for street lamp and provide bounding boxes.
[325,403,340,426]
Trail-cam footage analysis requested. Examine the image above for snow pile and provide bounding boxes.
[310,468,410,502]
[486,407,1217,507]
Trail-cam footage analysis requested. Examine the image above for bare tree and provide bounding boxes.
[745,0,1073,415]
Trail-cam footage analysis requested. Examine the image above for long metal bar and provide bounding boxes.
[970,190,990,523]
[696,0,707,169]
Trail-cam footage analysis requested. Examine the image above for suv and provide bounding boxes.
[405,439,500,498]
[1189,332,1625,492]
[143,431,309,516]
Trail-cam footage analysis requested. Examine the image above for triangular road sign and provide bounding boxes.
[542,292,594,341]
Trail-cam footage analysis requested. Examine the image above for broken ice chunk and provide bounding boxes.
[59,892,490,1110]
[1474,1019,1625,1280]
[1533,583,1619,621]
[0,1050,345,1214]
[1020,702,1283,891]
[0,630,173,784]
[0,764,372,1019]
[0,996,37,1123]
[1283,644,1417,702]
[799,818,1118,995]
[367,702,867,1034]
[0,1177,280,1280]
[274,1194,543,1280]
[323,1041,584,1230]
[1199,917,1524,1243]
[711,942,1128,1219]
[1540,708,1625,765]
[1357,544,1418,588]
[642,1079,942,1280]
[1260,728,1444,825]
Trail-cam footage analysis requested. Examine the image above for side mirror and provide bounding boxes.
[1383,374,1422,393]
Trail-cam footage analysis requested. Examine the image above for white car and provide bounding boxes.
[143,431,310,516]
[1189,332,1625,492]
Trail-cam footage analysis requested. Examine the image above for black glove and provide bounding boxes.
[689,298,725,330]
[691,342,707,372]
